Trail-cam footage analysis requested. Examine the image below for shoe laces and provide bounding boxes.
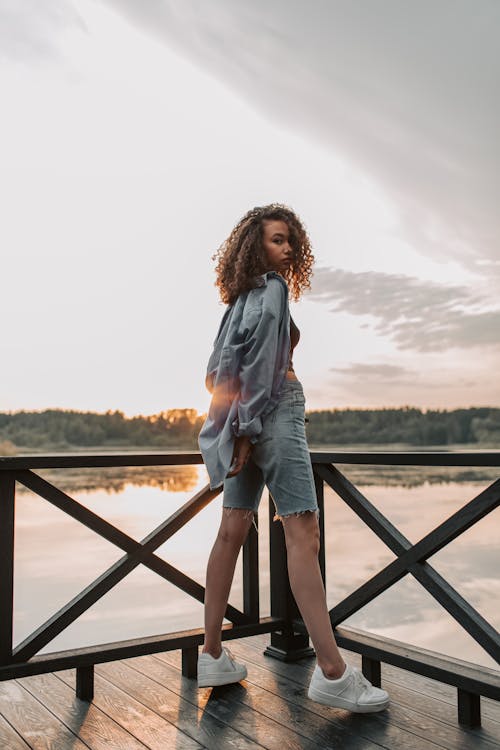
[353,667,371,695]
[223,646,236,665]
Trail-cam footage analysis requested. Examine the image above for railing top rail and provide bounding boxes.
[0,450,499,470]
[0,452,204,470]
[310,450,500,467]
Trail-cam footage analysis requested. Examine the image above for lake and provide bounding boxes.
[12,457,499,671]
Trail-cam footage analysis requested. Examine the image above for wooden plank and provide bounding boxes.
[235,639,500,749]
[0,678,90,750]
[54,668,202,750]
[234,643,496,749]
[91,657,264,749]
[159,647,447,750]
[20,671,158,750]
[251,633,500,727]
[0,714,31,750]
[249,633,500,708]
[128,652,378,750]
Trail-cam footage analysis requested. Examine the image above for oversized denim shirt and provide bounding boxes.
[198,271,291,490]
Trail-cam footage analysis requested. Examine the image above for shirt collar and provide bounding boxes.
[259,270,287,287]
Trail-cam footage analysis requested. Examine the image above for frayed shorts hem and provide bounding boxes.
[223,505,320,530]
[273,507,320,523]
[222,506,259,532]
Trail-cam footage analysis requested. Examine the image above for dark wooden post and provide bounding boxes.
[76,665,94,701]
[314,469,326,587]
[458,689,481,728]
[181,646,198,678]
[362,655,382,687]
[242,515,259,621]
[0,472,15,665]
[264,492,314,661]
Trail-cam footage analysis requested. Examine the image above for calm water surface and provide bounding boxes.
[13,460,499,670]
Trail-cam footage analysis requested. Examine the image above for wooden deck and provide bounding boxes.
[0,634,498,750]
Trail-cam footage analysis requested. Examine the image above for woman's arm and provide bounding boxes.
[226,435,253,477]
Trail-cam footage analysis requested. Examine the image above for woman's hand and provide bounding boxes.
[226,435,253,477]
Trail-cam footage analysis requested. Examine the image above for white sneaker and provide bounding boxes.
[197,647,248,688]
[308,662,389,713]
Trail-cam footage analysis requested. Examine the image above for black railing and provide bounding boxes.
[0,451,499,729]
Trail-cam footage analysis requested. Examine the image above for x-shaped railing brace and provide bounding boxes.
[12,470,251,663]
[314,464,500,663]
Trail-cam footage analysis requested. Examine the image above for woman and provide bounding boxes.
[197,204,389,713]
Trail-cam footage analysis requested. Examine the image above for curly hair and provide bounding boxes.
[211,203,315,304]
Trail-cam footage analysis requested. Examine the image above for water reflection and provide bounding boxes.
[15,465,199,495]
[317,464,499,488]
[13,462,499,495]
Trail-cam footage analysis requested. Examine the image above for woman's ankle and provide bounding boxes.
[318,659,347,680]
[202,644,222,658]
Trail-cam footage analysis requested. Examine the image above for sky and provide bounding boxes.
[1,0,499,417]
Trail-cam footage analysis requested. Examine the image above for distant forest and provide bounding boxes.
[0,406,499,454]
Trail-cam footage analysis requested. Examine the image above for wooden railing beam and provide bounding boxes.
[12,473,250,661]
[317,464,500,661]
[0,472,15,665]
[0,617,284,681]
[0,451,497,726]
[243,517,260,621]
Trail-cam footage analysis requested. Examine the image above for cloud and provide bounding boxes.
[327,362,480,396]
[100,0,500,278]
[307,266,500,351]
[0,0,85,64]
[331,363,417,382]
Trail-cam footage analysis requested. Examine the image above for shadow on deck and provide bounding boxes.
[1,634,499,750]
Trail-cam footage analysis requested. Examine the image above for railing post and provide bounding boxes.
[181,646,198,678]
[362,655,381,687]
[76,665,94,701]
[314,468,326,587]
[457,689,481,728]
[264,492,314,661]
[0,472,15,665]
[242,515,259,621]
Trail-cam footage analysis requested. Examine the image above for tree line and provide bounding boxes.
[305,406,499,446]
[0,409,203,453]
[0,406,498,454]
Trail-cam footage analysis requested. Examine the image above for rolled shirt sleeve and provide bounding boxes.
[231,279,285,443]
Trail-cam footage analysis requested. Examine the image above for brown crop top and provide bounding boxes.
[288,314,300,372]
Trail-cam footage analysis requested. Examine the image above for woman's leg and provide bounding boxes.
[281,511,346,678]
[202,508,254,657]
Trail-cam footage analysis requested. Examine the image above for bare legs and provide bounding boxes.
[202,508,346,678]
[281,512,345,678]
[202,508,254,657]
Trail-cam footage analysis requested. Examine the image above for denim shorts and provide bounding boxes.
[222,378,319,522]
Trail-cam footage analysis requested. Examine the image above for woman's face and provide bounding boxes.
[261,219,293,272]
